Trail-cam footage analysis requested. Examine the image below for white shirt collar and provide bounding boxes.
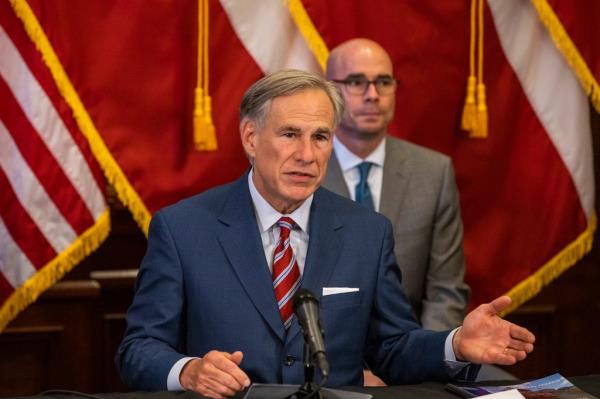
[247,169,312,234]
[333,135,386,171]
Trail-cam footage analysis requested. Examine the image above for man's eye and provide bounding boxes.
[314,134,329,141]
[376,78,394,87]
[346,78,366,87]
[283,132,296,138]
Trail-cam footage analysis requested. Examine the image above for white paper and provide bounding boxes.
[481,389,525,398]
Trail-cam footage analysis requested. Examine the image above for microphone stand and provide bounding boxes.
[286,343,324,399]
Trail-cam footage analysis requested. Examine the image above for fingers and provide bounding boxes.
[181,351,250,399]
[197,384,228,399]
[509,324,536,344]
[503,323,535,355]
[494,347,528,365]
[487,296,512,315]
[229,351,244,366]
[492,353,518,365]
[507,337,534,354]
[509,341,534,354]
[203,351,251,391]
[219,351,251,387]
[493,325,535,365]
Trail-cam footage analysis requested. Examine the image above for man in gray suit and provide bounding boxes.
[323,38,472,385]
[323,38,470,332]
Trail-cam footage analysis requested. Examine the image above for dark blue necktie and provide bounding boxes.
[355,162,374,210]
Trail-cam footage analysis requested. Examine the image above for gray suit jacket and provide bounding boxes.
[323,136,470,330]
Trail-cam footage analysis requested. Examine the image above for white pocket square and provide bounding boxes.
[322,287,359,296]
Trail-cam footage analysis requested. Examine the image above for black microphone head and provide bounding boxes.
[292,288,329,379]
[293,288,318,311]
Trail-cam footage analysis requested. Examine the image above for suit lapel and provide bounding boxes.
[324,151,351,197]
[286,188,344,343]
[217,175,286,341]
[380,137,408,224]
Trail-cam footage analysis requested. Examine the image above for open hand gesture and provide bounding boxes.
[452,296,535,365]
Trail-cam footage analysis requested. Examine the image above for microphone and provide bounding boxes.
[292,288,329,378]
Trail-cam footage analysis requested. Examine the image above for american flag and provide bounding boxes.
[0,2,108,332]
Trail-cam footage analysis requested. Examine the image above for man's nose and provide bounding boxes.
[364,81,380,100]
[295,138,315,162]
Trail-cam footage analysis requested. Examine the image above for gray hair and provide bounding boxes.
[239,69,344,128]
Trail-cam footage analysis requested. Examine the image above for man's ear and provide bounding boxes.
[240,118,257,159]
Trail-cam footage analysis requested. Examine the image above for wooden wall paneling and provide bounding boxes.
[0,325,63,395]
[0,281,101,396]
[90,269,138,392]
[102,313,129,392]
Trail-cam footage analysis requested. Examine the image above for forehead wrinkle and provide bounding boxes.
[271,107,334,125]
[266,89,335,130]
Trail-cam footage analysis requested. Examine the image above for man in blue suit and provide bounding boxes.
[117,70,534,398]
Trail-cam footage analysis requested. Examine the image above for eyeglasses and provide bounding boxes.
[332,76,397,95]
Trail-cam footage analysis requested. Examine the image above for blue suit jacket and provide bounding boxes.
[116,174,455,390]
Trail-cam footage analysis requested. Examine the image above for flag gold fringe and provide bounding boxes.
[194,0,218,151]
[9,0,152,234]
[0,211,110,332]
[286,0,329,72]
[531,0,600,114]
[500,213,596,316]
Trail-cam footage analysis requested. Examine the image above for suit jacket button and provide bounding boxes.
[284,355,295,366]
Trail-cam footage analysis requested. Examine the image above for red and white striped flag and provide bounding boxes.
[298,0,595,310]
[485,0,594,311]
[5,1,594,317]
[0,1,109,332]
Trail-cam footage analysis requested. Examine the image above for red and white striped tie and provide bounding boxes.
[272,217,302,329]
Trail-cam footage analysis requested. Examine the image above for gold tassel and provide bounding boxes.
[471,0,488,138]
[473,83,488,138]
[461,76,477,131]
[193,0,217,151]
[193,88,217,151]
[462,0,489,138]
[461,0,478,133]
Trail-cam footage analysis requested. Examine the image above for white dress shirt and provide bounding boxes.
[332,135,386,211]
[248,169,311,274]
